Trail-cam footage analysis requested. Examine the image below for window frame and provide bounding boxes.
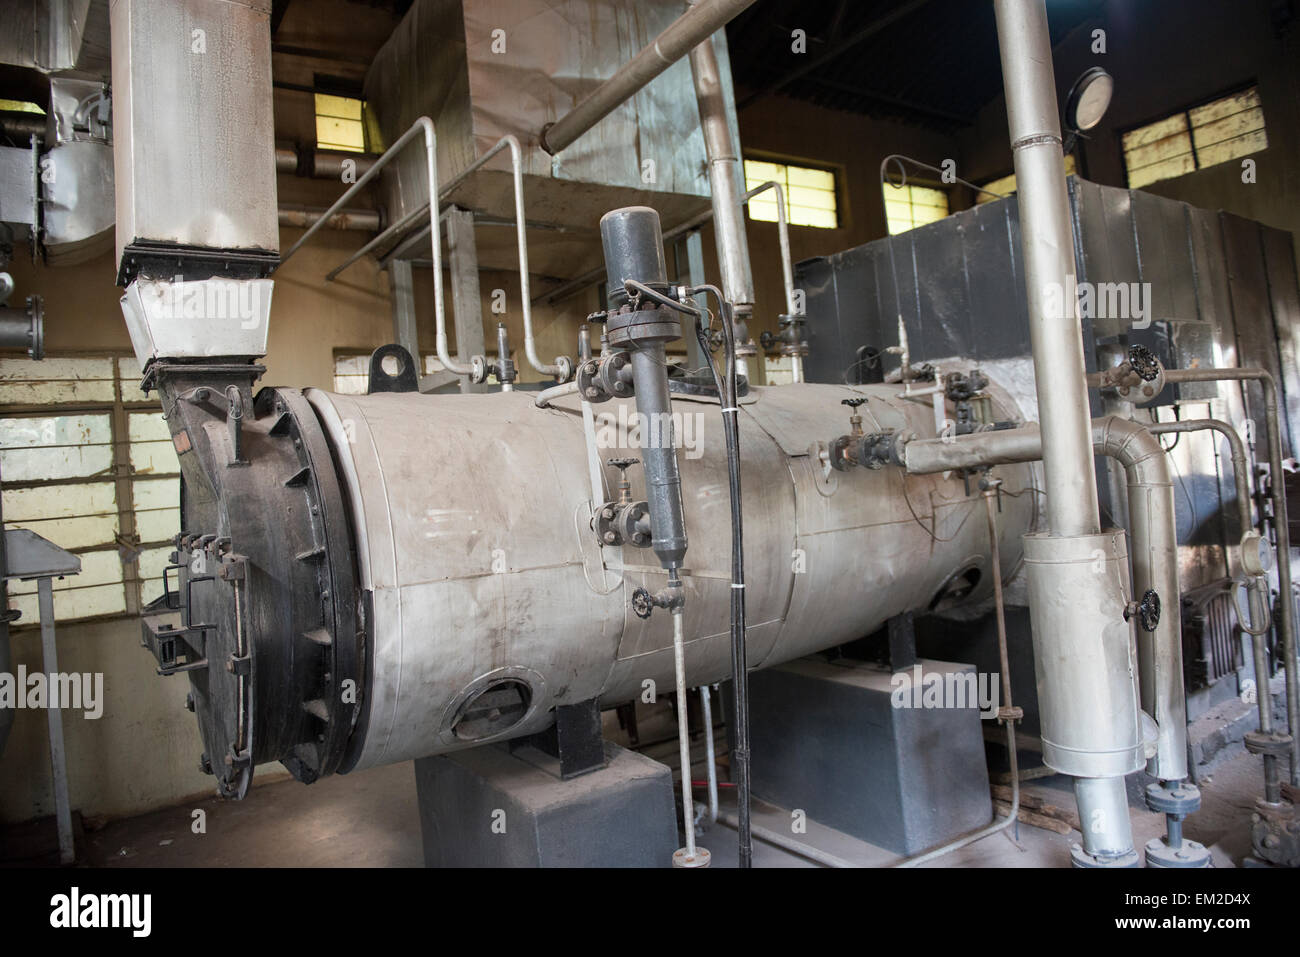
[881,178,950,236]
[742,153,843,231]
[0,352,180,628]
[1119,81,1267,189]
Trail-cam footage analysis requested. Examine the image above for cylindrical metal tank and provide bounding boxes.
[302,380,1040,772]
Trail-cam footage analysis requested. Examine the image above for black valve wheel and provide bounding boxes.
[631,587,655,620]
[1125,588,1161,632]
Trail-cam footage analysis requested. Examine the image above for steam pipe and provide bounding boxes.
[1147,418,1280,803]
[688,27,754,312]
[1157,366,1298,786]
[328,135,571,382]
[745,181,797,317]
[906,418,1190,782]
[276,117,471,379]
[687,26,759,380]
[539,0,757,155]
[277,206,381,231]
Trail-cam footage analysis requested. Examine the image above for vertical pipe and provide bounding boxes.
[671,610,699,863]
[700,684,719,824]
[993,0,1101,538]
[39,577,75,865]
[689,24,755,380]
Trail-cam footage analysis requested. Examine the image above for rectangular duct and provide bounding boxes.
[363,0,742,278]
[109,0,279,283]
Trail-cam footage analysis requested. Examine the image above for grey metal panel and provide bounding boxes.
[962,198,1028,360]
[911,212,973,360]
[0,146,37,227]
[364,0,728,253]
[42,140,114,264]
[1220,212,1290,456]
[1259,227,1300,458]
[109,0,279,262]
[1186,206,1242,406]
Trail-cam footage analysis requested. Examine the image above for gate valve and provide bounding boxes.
[608,457,640,505]
[841,396,868,437]
[1124,588,1162,632]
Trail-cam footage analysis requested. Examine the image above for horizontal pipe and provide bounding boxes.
[277,206,381,231]
[275,147,378,179]
[539,0,757,155]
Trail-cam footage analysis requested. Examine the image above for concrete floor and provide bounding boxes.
[74,714,1269,868]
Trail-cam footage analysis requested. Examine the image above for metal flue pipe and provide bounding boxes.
[539,0,757,155]
[994,0,1101,538]
[995,0,1130,865]
[688,25,754,313]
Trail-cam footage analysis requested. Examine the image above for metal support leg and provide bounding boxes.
[388,259,419,362]
[38,576,74,865]
[446,207,486,394]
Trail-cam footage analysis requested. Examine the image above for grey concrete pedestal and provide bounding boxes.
[746,656,994,855]
[414,740,677,867]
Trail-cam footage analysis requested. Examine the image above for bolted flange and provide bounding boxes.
[1145,836,1212,868]
[1070,843,1141,868]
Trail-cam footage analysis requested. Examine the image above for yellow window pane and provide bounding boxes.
[1195,127,1268,168]
[316,116,365,152]
[314,93,362,121]
[0,99,44,114]
[786,165,834,190]
[743,160,784,184]
[1122,112,1190,151]
[1128,152,1196,189]
[747,196,779,223]
[1125,131,1194,177]
[790,206,837,229]
[0,357,115,404]
[136,545,176,586]
[1192,107,1265,152]
[4,481,118,550]
[787,184,836,211]
[1189,87,1261,127]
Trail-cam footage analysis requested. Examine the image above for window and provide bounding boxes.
[743,159,839,229]
[883,183,949,235]
[314,93,367,153]
[976,153,1077,205]
[333,353,447,394]
[0,357,180,624]
[1122,85,1267,189]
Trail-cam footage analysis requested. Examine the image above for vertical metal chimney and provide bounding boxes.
[994,0,1143,867]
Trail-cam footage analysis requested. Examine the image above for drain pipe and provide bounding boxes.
[688,18,758,380]
[994,0,1139,866]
